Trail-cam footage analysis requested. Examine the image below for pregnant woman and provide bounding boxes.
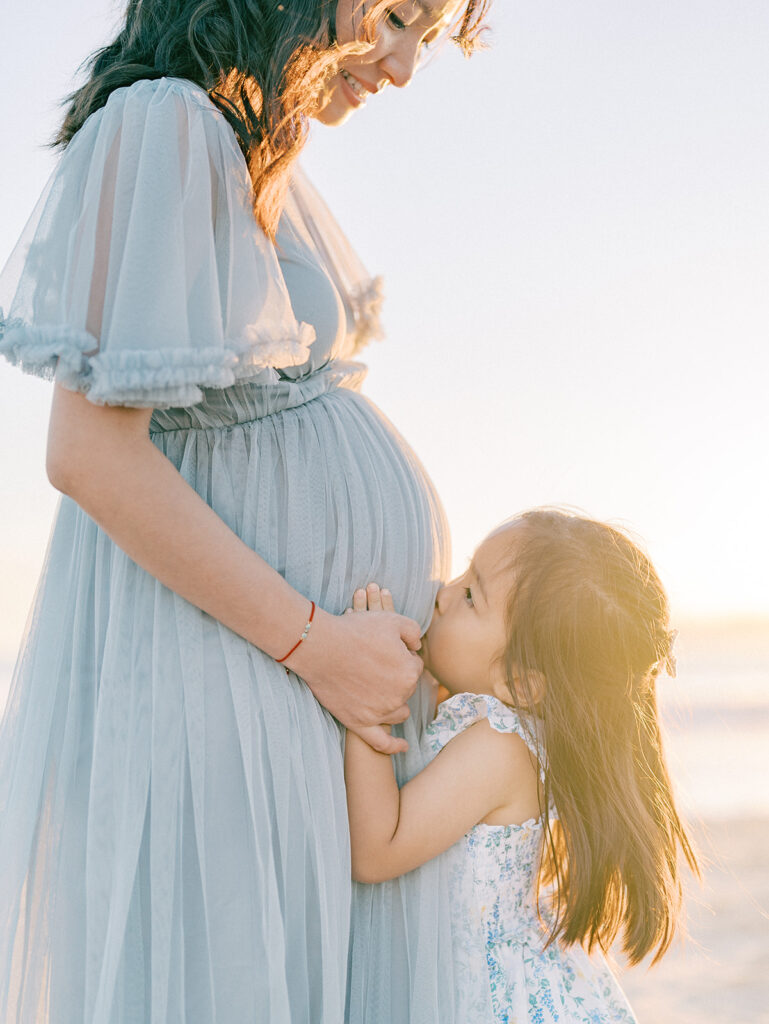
[0,1,488,1021]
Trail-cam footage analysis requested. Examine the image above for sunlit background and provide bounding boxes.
[1,2,768,1021]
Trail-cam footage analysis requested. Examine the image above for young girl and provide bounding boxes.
[345,508,699,1023]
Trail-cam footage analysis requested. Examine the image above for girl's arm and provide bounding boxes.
[45,384,423,754]
[345,721,530,882]
[344,586,536,883]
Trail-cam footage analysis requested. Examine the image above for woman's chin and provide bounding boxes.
[313,77,364,126]
[313,93,356,126]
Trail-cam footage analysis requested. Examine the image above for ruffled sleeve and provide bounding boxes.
[425,692,546,781]
[0,77,314,408]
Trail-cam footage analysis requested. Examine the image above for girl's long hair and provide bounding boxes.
[54,0,489,239]
[500,509,699,965]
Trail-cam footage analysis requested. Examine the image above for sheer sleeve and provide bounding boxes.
[0,77,314,408]
[285,166,383,356]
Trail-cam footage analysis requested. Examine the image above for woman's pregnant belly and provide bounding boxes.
[151,384,450,630]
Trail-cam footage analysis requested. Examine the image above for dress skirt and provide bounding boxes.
[0,372,454,1023]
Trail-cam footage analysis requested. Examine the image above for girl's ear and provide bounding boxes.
[521,669,547,706]
[491,666,546,709]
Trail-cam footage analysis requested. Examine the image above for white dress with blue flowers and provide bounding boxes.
[423,693,639,1024]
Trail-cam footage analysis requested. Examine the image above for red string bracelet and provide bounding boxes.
[276,601,316,664]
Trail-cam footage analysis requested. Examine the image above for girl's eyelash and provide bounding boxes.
[464,587,474,606]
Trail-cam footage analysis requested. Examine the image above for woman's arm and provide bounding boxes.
[46,384,422,754]
[344,586,534,882]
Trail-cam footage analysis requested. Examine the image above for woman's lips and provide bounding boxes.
[339,69,368,107]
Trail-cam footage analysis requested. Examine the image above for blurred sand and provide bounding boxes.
[618,817,769,1024]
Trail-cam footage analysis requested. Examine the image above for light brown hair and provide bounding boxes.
[55,0,490,239]
[499,508,699,964]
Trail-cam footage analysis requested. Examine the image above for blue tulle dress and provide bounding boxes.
[0,77,454,1023]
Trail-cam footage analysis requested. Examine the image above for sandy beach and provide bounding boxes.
[618,816,769,1024]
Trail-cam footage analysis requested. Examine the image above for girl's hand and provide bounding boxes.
[350,583,395,615]
[352,586,450,710]
[284,585,422,756]
[343,585,403,750]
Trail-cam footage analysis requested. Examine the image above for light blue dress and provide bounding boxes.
[423,693,639,1024]
[0,77,454,1023]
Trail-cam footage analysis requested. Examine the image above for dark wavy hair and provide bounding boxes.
[55,0,490,238]
[497,509,699,965]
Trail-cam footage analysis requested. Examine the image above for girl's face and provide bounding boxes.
[421,524,518,700]
[316,0,463,125]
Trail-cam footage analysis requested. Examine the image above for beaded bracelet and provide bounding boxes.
[276,601,316,664]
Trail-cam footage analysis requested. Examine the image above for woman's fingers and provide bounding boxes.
[380,703,411,725]
[296,604,424,734]
[353,724,409,755]
[381,588,395,612]
[398,616,423,652]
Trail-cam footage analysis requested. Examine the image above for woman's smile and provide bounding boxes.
[315,0,464,125]
[339,68,375,106]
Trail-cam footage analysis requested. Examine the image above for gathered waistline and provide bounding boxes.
[149,361,367,434]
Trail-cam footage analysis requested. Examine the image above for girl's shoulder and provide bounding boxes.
[425,692,543,764]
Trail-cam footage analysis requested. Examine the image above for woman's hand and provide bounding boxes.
[285,584,422,755]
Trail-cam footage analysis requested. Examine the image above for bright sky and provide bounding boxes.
[1,1,768,662]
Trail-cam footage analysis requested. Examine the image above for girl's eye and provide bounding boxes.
[386,9,407,31]
[463,587,474,607]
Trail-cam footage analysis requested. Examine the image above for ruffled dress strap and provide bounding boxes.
[0,77,314,409]
[425,691,546,781]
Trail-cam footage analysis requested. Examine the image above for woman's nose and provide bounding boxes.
[379,40,421,89]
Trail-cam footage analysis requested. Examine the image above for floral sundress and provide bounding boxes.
[423,693,639,1024]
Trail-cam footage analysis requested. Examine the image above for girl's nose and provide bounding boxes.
[434,585,448,615]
